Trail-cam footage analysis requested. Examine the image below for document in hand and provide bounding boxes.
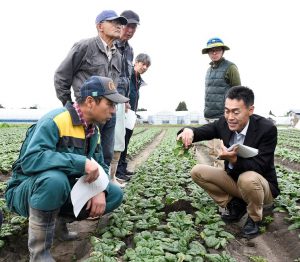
[125,109,137,130]
[227,144,258,158]
[70,158,109,217]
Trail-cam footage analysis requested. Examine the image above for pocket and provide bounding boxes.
[84,57,107,75]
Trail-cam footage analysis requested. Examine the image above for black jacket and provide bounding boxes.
[183,114,279,198]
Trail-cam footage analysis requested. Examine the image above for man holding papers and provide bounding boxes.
[177,86,279,238]
[5,76,128,261]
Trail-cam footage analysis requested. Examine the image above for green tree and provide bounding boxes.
[176,101,188,111]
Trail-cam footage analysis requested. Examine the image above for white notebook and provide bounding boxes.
[227,144,258,158]
[71,158,109,217]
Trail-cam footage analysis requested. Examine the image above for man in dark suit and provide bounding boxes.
[177,86,279,238]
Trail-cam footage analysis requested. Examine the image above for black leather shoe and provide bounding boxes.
[242,216,260,238]
[116,173,131,182]
[221,198,247,223]
[126,171,134,176]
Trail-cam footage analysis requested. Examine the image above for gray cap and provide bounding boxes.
[120,10,140,24]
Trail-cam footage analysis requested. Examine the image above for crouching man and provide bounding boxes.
[5,76,129,261]
[177,86,280,238]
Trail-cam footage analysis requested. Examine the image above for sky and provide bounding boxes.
[0,0,299,116]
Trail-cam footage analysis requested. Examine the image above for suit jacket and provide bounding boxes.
[188,114,279,198]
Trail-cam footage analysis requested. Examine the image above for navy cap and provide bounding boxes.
[95,10,127,25]
[120,10,140,24]
[80,76,129,103]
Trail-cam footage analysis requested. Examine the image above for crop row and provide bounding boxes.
[127,128,163,158]
[86,128,236,261]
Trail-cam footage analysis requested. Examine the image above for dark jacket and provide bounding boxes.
[129,69,146,112]
[204,58,240,119]
[115,40,134,97]
[188,114,279,198]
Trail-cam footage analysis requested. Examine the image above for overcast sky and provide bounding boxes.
[0,0,299,116]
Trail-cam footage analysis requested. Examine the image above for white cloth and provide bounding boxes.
[114,104,126,151]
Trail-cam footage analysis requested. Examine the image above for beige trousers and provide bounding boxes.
[191,164,274,221]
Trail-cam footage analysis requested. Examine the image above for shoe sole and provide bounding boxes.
[241,232,260,239]
[116,177,130,182]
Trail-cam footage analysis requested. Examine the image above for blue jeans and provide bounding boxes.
[99,113,116,166]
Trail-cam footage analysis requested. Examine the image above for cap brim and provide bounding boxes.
[202,45,230,54]
[127,18,140,24]
[104,93,129,103]
[106,16,127,25]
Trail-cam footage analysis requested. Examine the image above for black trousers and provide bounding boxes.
[117,128,133,175]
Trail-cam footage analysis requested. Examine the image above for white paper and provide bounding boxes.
[125,109,137,130]
[227,144,258,158]
[71,158,109,217]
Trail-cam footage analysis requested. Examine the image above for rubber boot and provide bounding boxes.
[28,207,59,262]
[110,151,126,188]
[55,217,78,241]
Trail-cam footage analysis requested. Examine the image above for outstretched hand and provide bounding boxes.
[177,128,194,149]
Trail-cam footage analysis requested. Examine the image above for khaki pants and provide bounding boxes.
[191,164,274,221]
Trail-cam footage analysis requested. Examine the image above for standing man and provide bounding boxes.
[54,10,127,166]
[116,53,151,181]
[5,76,129,261]
[177,86,279,238]
[110,10,140,183]
[202,37,241,160]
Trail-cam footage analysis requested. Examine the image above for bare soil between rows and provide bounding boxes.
[1,132,300,261]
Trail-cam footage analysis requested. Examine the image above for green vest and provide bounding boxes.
[204,59,233,119]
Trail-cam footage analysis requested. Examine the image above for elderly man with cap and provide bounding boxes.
[54,10,127,169]
[202,37,241,163]
[6,76,129,261]
[110,10,140,183]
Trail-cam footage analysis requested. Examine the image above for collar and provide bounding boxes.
[235,120,250,136]
[99,36,116,53]
[210,57,225,69]
[65,101,81,125]
[73,102,96,137]
[115,39,128,49]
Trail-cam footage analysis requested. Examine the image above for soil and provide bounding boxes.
[1,131,300,262]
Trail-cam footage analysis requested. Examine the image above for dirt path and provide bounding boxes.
[195,143,300,262]
[127,130,166,172]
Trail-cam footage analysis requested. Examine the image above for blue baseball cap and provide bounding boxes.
[202,37,230,54]
[80,76,129,103]
[95,10,127,25]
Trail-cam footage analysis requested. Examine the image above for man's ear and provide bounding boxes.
[249,105,254,116]
[85,96,94,109]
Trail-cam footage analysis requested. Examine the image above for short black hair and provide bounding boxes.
[76,96,103,105]
[225,86,254,107]
[135,53,151,66]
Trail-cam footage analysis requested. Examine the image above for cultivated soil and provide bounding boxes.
[1,131,300,262]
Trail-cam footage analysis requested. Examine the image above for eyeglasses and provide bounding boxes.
[208,48,223,53]
[104,20,122,26]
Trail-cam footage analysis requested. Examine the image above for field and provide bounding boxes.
[0,124,300,262]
